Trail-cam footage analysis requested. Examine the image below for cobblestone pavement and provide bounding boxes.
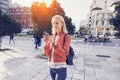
[0,37,120,80]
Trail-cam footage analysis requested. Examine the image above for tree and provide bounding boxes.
[50,0,65,16]
[1,13,22,35]
[78,27,88,35]
[31,0,75,36]
[50,0,75,34]
[31,2,52,36]
[110,1,120,37]
[64,16,75,34]
[0,9,22,49]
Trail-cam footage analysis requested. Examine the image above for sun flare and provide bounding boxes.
[37,0,52,6]
[32,0,52,6]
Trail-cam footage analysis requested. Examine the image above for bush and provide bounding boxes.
[95,38,110,42]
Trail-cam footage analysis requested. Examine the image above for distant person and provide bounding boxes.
[84,37,87,44]
[9,34,15,44]
[39,35,42,47]
[74,32,78,38]
[89,34,92,42]
[34,34,40,49]
[103,35,107,45]
[97,35,100,43]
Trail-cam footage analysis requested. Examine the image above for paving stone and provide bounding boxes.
[31,73,49,80]
[85,57,100,64]
[85,63,93,68]
[85,75,96,80]
[85,70,96,76]
[105,67,120,75]
[44,75,51,80]
[1,38,120,80]
[93,64,102,69]
[72,74,84,80]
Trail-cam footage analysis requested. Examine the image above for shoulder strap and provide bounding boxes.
[62,34,67,48]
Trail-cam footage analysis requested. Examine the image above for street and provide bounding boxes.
[0,37,120,80]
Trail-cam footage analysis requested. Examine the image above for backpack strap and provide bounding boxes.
[62,34,67,49]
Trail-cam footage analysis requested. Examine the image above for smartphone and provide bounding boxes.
[43,31,49,36]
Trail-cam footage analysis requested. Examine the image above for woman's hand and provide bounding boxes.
[47,36,54,44]
[43,32,54,45]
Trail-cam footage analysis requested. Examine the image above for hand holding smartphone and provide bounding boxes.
[43,31,50,43]
[43,31,53,44]
[43,31,49,36]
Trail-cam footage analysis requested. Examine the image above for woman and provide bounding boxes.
[43,15,71,80]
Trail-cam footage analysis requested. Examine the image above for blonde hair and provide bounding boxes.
[51,15,68,34]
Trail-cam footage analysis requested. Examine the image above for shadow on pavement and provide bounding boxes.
[0,48,11,51]
[96,55,111,58]
[34,54,48,59]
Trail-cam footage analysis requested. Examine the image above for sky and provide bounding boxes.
[12,0,93,31]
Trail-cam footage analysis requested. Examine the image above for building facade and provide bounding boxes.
[0,0,11,13]
[110,0,120,12]
[90,10,113,37]
[9,3,33,29]
[87,0,118,37]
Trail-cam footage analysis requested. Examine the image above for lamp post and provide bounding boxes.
[105,0,107,9]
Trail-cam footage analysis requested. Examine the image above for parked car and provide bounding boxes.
[18,28,34,35]
[18,32,27,35]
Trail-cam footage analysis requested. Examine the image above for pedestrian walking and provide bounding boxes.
[34,34,40,49]
[97,35,100,43]
[43,15,71,80]
[9,34,15,44]
[103,35,107,45]
[84,37,87,44]
[38,35,42,47]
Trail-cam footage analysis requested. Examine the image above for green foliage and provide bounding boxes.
[31,0,75,36]
[109,1,120,37]
[0,9,22,48]
[0,9,22,36]
[78,27,88,35]
[95,38,110,42]
[64,16,76,34]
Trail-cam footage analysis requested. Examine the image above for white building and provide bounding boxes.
[91,0,114,10]
[80,20,87,28]
[90,10,113,37]
[0,0,11,13]
[110,0,120,12]
[87,0,118,37]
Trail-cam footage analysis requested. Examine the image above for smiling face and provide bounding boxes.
[52,18,63,33]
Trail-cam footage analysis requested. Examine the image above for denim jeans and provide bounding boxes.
[50,68,67,80]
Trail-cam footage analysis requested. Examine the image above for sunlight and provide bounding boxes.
[37,0,52,6]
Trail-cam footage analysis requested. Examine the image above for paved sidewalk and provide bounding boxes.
[0,41,120,80]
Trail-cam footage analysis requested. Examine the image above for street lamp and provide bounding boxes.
[105,0,107,9]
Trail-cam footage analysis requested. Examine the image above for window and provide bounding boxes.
[96,20,98,25]
[102,20,104,25]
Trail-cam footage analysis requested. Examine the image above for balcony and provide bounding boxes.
[91,7,102,11]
